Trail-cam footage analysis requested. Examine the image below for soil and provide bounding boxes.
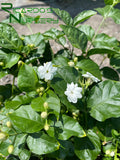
[0,0,120,85]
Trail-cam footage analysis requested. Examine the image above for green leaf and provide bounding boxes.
[104,0,120,5]
[18,149,31,160]
[43,28,64,40]
[110,55,120,68]
[0,140,10,156]
[5,94,33,110]
[73,10,97,26]
[27,132,59,155]
[4,53,20,69]
[0,84,12,101]
[17,64,38,92]
[0,70,8,79]
[77,25,95,41]
[101,66,119,81]
[12,134,27,155]
[60,25,88,52]
[51,66,82,111]
[76,59,101,80]
[9,105,44,133]
[0,23,23,51]
[52,8,73,25]
[48,114,86,140]
[87,80,120,121]
[74,130,101,160]
[87,47,120,56]
[53,56,69,66]
[48,140,74,159]
[93,33,119,48]
[31,90,60,118]
[23,33,45,55]
[96,6,120,24]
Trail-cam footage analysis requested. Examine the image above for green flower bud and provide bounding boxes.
[36,88,40,93]
[6,121,12,128]
[0,62,4,67]
[44,124,50,131]
[39,92,43,96]
[43,102,48,109]
[74,57,78,62]
[0,132,7,140]
[18,60,23,68]
[40,87,44,92]
[41,112,47,119]
[20,36,24,40]
[8,145,14,154]
[68,61,74,67]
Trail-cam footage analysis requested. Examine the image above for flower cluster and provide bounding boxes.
[64,82,82,103]
[82,72,100,82]
[38,62,57,81]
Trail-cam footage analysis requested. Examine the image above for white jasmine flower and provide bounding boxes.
[82,72,100,82]
[110,151,115,157]
[64,82,82,103]
[38,62,57,81]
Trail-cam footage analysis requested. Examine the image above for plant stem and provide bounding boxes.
[12,76,15,95]
[87,4,114,52]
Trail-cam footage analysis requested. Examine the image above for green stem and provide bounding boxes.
[12,76,15,95]
[87,4,114,52]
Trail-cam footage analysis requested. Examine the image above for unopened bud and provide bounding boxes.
[39,92,43,96]
[41,112,47,119]
[30,44,35,48]
[20,36,24,40]
[36,88,40,93]
[44,124,50,131]
[0,62,4,67]
[43,102,48,109]
[40,87,44,92]
[74,57,78,62]
[8,145,14,154]
[0,132,7,140]
[18,60,23,67]
[68,61,74,67]
[6,121,12,128]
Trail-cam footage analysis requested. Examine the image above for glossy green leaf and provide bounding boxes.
[110,55,120,68]
[53,56,69,66]
[73,10,97,26]
[18,149,31,160]
[0,23,23,51]
[31,90,60,117]
[87,47,120,56]
[96,6,120,24]
[52,8,73,25]
[4,53,20,69]
[0,84,12,101]
[23,33,45,55]
[74,130,101,160]
[101,66,119,81]
[12,134,27,155]
[87,80,120,121]
[27,132,59,155]
[76,59,101,80]
[60,25,88,52]
[17,64,38,92]
[9,105,44,133]
[0,140,10,156]
[93,33,119,48]
[5,94,33,110]
[104,0,120,5]
[77,25,95,41]
[48,114,86,140]
[0,70,8,79]
[48,140,74,159]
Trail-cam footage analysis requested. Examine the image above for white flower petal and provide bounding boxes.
[64,82,82,103]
